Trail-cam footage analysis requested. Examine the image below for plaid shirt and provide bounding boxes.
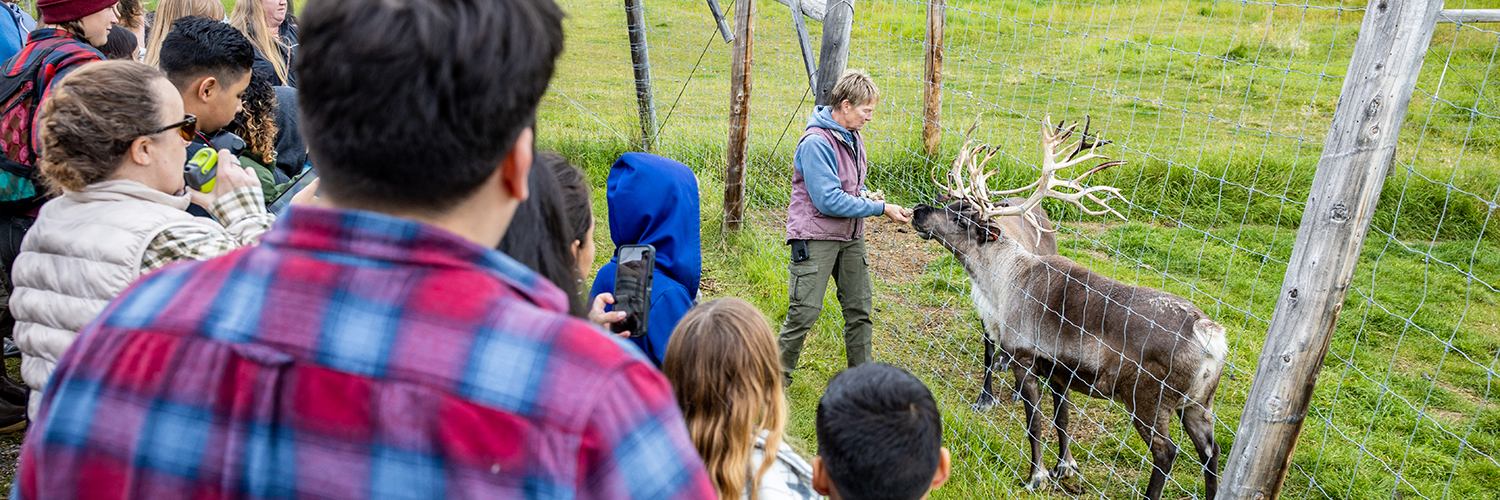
[14,206,716,500]
[141,184,274,272]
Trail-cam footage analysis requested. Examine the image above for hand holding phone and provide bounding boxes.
[589,293,630,337]
[612,245,655,338]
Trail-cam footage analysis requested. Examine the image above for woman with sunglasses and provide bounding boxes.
[7,61,309,418]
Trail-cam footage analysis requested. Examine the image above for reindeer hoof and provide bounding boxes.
[1024,469,1051,491]
[971,393,997,412]
[1051,459,1079,479]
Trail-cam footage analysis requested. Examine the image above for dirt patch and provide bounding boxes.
[863,217,948,284]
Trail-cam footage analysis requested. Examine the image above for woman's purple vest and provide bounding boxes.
[786,126,868,242]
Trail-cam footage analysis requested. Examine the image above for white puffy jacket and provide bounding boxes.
[9,180,211,419]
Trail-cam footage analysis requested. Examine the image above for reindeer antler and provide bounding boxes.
[944,114,1130,241]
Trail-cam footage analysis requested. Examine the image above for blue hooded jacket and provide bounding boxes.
[589,153,702,366]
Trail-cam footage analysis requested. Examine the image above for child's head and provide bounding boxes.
[159,16,254,134]
[495,152,584,317]
[814,363,950,500]
[223,66,278,164]
[663,298,787,500]
[547,158,594,280]
[100,25,139,61]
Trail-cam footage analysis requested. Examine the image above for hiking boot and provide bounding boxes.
[0,398,25,434]
[0,372,26,407]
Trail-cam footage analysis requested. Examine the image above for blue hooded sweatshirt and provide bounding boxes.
[794,105,886,219]
[590,153,702,366]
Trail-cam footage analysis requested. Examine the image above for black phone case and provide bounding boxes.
[611,244,655,338]
[791,240,809,262]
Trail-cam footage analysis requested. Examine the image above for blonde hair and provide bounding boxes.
[662,298,788,500]
[229,0,289,86]
[143,0,225,68]
[829,69,879,109]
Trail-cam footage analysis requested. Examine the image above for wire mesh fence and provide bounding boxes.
[539,0,1500,498]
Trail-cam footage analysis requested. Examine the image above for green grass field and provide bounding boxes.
[545,0,1500,498]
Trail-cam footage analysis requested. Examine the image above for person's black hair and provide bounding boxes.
[159,16,255,92]
[816,363,943,500]
[547,157,592,250]
[297,0,565,212]
[223,65,279,164]
[100,25,139,60]
[497,153,584,317]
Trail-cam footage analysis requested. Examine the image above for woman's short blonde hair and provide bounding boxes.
[828,69,879,109]
[37,61,167,193]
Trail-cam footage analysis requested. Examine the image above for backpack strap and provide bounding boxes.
[0,41,64,105]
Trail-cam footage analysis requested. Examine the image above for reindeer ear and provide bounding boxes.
[968,221,1001,244]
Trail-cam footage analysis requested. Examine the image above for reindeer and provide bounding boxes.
[929,127,1059,410]
[910,116,1228,500]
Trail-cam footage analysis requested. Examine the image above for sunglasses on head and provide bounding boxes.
[148,114,197,141]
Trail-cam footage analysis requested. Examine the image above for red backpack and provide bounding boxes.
[0,42,64,214]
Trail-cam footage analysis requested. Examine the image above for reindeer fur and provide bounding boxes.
[912,202,1227,500]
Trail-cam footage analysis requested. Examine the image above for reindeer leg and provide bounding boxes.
[1181,404,1221,500]
[973,335,997,412]
[1131,411,1178,500]
[1016,370,1049,491]
[1049,380,1078,479]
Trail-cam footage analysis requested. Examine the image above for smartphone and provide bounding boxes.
[612,244,655,338]
[790,239,809,263]
[268,166,318,213]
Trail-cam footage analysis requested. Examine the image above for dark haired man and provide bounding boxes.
[13,0,716,498]
[814,362,952,500]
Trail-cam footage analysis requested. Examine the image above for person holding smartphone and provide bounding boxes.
[588,152,701,367]
[779,69,911,387]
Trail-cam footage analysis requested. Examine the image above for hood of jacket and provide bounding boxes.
[606,153,701,299]
[807,105,854,143]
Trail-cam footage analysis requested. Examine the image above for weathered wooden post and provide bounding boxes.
[790,0,817,93]
[814,0,853,105]
[623,0,657,151]
[921,0,944,157]
[1219,0,1443,498]
[722,0,755,231]
[706,0,734,43]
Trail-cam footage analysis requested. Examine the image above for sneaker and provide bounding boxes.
[3,338,18,359]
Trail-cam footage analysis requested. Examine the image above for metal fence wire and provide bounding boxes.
[537,0,1500,498]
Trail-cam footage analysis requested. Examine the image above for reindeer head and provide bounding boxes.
[912,115,1129,257]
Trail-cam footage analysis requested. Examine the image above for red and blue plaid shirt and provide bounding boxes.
[13,206,717,500]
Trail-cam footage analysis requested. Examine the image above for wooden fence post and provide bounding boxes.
[722,0,755,232]
[814,0,853,105]
[921,0,944,157]
[705,0,734,43]
[790,0,818,93]
[1219,0,1443,498]
[623,0,657,151]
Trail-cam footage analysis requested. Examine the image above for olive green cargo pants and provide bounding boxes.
[778,238,873,383]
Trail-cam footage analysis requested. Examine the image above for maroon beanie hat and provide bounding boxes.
[38,0,117,24]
